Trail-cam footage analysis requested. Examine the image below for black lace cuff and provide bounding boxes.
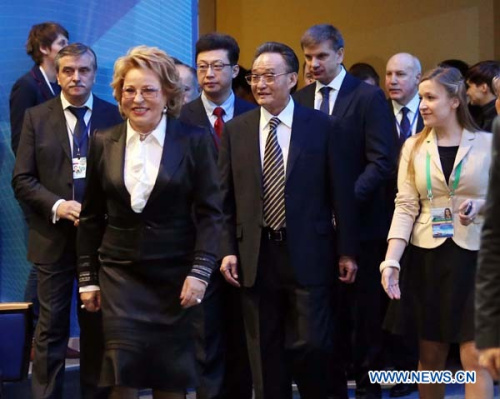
[78,255,99,287]
[188,252,217,283]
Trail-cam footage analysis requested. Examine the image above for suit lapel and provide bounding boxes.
[146,117,186,205]
[286,106,307,181]
[50,97,72,161]
[242,109,263,193]
[332,73,359,117]
[31,66,54,102]
[452,129,475,174]
[108,123,130,202]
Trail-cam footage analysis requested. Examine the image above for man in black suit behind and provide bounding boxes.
[12,43,122,399]
[219,41,359,399]
[10,22,69,156]
[294,24,395,399]
[179,33,256,399]
[383,52,423,398]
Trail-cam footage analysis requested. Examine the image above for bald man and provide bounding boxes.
[383,52,423,398]
[175,62,199,104]
[385,52,424,149]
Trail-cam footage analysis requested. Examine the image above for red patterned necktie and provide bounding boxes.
[213,107,225,138]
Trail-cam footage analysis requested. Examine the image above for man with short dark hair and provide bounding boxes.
[219,41,358,399]
[12,43,122,399]
[294,24,395,399]
[180,32,255,147]
[466,60,500,132]
[179,32,255,399]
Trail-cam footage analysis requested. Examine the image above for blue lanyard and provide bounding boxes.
[395,105,420,135]
[72,123,90,159]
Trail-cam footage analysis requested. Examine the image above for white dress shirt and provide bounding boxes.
[124,116,166,213]
[391,93,421,137]
[314,66,346,114]
[200,90,235,128]
[259,97,294,173]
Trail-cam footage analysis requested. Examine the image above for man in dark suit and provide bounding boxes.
[383,52,423,398]
[12,43,122,399]
[219,41,358,399]
[179,33,255,146]
[179,33,256,399]
[293,24,395,399]
[386,53,424,148]
[9,22,69,341]
[476,117,500,379]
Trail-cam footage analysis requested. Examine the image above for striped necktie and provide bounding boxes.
[263,117,285,230]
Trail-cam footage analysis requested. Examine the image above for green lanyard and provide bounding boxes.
[426,151,462,201]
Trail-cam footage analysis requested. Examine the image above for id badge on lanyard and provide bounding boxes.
[426,152,462,238]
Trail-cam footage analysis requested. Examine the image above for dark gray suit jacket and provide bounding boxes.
[12,95,122,264]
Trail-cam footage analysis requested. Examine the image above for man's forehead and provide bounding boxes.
[252,53,284,70]
[59,53,94,67]
[303,40,335,53]
[387,56,413,71]
[197,49,229,61]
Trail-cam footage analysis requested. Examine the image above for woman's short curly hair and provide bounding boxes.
[111,45,183,118]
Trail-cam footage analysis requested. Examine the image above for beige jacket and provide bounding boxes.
[388,129,492,250]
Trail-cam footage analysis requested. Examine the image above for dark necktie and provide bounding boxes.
[213,107,225,139]
[399,106,411,144]
[68,106,88,203]
[319,86,332,114]
[263,117,285,230]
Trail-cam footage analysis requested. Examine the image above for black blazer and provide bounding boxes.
[77,118,223,285]
[179,95,256,142]
[294,73,396,240]
[12,95,122,264]
[476,116,500,349]
[219,103,358,288]
[10,66,59,155]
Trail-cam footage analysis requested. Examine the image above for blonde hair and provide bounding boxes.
[407,67,479,177]
[111,45,183,118]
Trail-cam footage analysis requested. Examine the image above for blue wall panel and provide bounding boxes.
[0,0,198,304]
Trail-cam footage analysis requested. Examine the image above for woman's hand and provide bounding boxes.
[180,276,207,308]
[458,199,478,226]
[80,290,101,312]
[381,267,401,300]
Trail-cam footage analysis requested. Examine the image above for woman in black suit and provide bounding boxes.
[77,46,222,399]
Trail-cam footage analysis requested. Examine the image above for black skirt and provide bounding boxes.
[97,257,198,390]
[384,239,476,343]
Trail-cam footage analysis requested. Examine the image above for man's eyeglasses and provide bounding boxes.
[122,87,160,99]
[245,72,290,85]
[197,61,232,73]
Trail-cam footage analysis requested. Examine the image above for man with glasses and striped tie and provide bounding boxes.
[218,41,359,399]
